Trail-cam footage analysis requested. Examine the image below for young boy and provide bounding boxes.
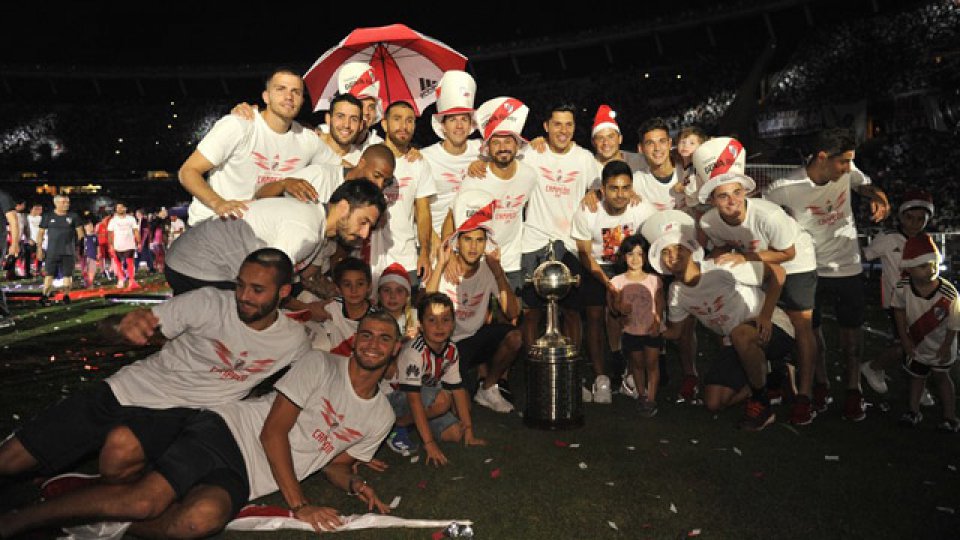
[310,257,376,355]
[892,233,959,432]
[81,221,99,288]
[386,293,486,461]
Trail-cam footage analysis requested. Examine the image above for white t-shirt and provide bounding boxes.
[395,335,461,391]
[290,163,346,203]
[27,214,42,243]
[619,151,647,175]
[667,260,794,338]
[571,201,656,266]
[862,230,908,308]
[368,155,437,278]
[107,215,138,252]
[890,278,960,365]
[457,161,538,272]
[215,352,393,500]
[764,165,870,277]
[187,113,334,225]
[167,218,185,246]
[699,198,817,275]
[315,298,376,356]
[422,140,483,235]
[521,144,601,252]
[342,130,384,167]
[633,168,683,211]
[439,263,499,343]
[106,288,310,408]
[167,198,326,282]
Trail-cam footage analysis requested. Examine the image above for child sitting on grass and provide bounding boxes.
[386,292,486,463]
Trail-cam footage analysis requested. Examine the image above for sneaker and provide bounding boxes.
[842,390,866,422]
[582,385,593,403]
[767,387,784,406]
[620,372,640,399]
[812,384,833,413]
[860,362,888,394]
[0,316,14,329]
[789,396,817,426]
[936,418,960,433]
[497,379,514,404]
[899,411,922,427]
[677,374,700,403]
[637,397,658,418]
[40,472,101,500]
[38,294,51,307]
[116,280,126,289]
[385,426,417,456]
[592,375,612,404]
[474,383,515,413]
[739,399,776,431]
[920,389,935,407]
[60,521,131,540]
[61,294,71,305]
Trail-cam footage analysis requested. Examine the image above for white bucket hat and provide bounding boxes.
[694,137,756,204]
[643,210,703,275]
[431,70,478,139]
[337,62,383,124]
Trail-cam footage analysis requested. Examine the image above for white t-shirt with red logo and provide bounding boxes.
[521,144,601,253]
[188,113,335,225]
[890,278,960,366]
[438,263,498,343]
[214,352,393,500]
[571,201,657,266]
[699,198,817,275]
[862,230,909,308]
[395,335,462,391]
[457,162,538,272]
[291,163,346,203]
[763,165,870,278]
[422,140,483,235]
[314,299,376,357]
[368,156,437,278]
[633,167,683,211]
[106,287,310,409]
[107,215,138,252]
[667,260,794,338]
[167,197,326,282]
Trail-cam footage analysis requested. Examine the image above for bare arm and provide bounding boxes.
[36,228,46,260]
[576,239,613,293]
[5,210,19,257]
[406,391,447,466]
[178,150,249,219]
[321,451,390,514]
[487,249,519,320]
[415,197,433,280]
[855,184,891,222]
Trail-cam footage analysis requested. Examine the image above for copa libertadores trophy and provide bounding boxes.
[524,243,584,430]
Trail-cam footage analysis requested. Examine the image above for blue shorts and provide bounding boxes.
[388,386,459,440]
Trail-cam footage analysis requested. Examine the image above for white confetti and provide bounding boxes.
[670,503,678,513]
[389,496,401,509]
[53,326,59,330]
[733,447,742,456]
[689,439,699,445]
[948,465,957,472]
[626,446,635,451]
[451,476,465,481]
[825,455,840,462]
[659,439,670,444]
[75,319,82,323]
[689,529,702,537]
[410,455,419,464]
[569,443,581,448]
[607,521,619,531]
[484,458,493,464]
[605,481,615,487]
[578,462,588,470]
[936,506,955,514]
[12,414,19,420]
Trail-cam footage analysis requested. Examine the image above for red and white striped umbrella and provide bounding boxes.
[303,23,468,116]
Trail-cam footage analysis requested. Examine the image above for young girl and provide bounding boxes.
[377,262,419,342]
[609,234,664,417]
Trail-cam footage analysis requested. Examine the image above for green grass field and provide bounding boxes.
[1,274,958,539]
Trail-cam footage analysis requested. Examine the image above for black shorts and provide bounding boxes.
[520,241,584,310]
[902,355,956,379]
[16,382,194,476]
[703,324,794,391]
[455,323,518,372]
[621,333,664,353]
[780,271,817,312]
[153,410,250,517]
[579,265,616,307]
[44,253,75,277]
[165,265,236,296]
[812,274,865,329]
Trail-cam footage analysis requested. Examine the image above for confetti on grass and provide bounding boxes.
[688,528,703,537]
[410,455,420,464]
[936,507,955,514]
[607,521,619,531]
[670,503,678,514]
[825,455,840,462]
[490,468,501,479]
[417,481,427,489]
[389,496,401,509]
[569,443,581,448]
[579,462,588,470]
[553,440,568,448]
[733,447,742,456]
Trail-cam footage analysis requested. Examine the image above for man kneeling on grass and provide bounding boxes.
[385,292,487,462]
[0,312,401,538]
[651,211,794,431]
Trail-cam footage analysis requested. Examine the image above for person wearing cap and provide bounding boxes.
[696,137,820,426]
[422,71,483,245]
[376,262,418,341]
[370,100,437,288]
[180,68,337,225]
[425,196,522,413]
[861,191,937,399]
[891,233,959,432]
[334,62,385,162]
[571,160,656,403]
[652,212,793,431]
[590,105,646,173]
[447,97,538,293]
[764,128,891,422]
[633,117,684,212]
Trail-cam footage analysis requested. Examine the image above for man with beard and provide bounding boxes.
[590,105,645,173]
[318,94,364,162]
[0,311,400,539]
[180,68,336,225]
[0,248,311,486]
[165,180,385,296]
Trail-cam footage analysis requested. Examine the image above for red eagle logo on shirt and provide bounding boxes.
[539,167,579,184]
[384,176,412,205]
[454,292,486,308]
[210,340,275,380]
[441,171,465,192]
[498,194,526,209]
[805,191,847,225]
[251,152,301,173]
[319,398,363,443]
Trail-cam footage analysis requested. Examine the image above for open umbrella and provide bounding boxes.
[303,23,468,116]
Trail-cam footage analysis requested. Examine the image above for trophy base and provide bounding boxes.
[523,345,584,431]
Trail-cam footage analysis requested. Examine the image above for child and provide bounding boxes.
[310,257,375,355]
[892,233,959,432]
[377,262,418,342]
[386,292,487,461]
[81,221,98,288]
[609,234,664,417]
[672,126,708,212]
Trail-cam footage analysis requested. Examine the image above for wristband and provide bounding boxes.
[290,501,310,513]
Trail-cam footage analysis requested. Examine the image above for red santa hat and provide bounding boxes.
[378,262,411,294]
[898,190,935,217]
[592,105,620,137]
[900,233,941,268]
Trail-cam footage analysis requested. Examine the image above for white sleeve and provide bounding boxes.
[569,208,592,242]
[196,116,249,167]
[729,261,765,287]
[415,161,437,199]
[271,222,320,267]
[862,234,888,261]
[947,293,960,332]
[889,281,907,310]
[763,210,799,252]
[273,357,322,409]
[849,162,870,188]
[151,287,221,340]
[396,346,423,389]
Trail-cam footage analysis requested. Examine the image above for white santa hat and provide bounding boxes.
[475,97,528,151]
[898,189,935,217]
[644,210,704,275]
[446,189,498,249]
[900,233,941,268]
[337,62,383,123]
[694,137,756,204]
[378,262,411,294]
[431,70,478,140]
[592,105,620,137]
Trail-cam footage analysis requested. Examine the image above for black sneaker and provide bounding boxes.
[899,411,922,427]
[38,295,51,307]
[62,294,71,305]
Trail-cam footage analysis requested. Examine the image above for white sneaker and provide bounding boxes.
[860,362,888,394]
[474,384,515,413]
[592,375,613,404]
[620,373,640,399]
[582,386,593,403]
[920,388,935,407]
[61,521,132,540]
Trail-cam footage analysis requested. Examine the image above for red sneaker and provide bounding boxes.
[843,390,866,422]
[677,374,700,403]
[812,383,833,413]
[739,399,776,431]
[40,472,100,500]
[789,396,816,426]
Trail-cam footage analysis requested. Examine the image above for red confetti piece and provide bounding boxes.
[113,353,125,358]
[417,480,427,489]
[553,440,569,448]
[490,468,501,479]
[431,530,445,540]
[753,471,765,479]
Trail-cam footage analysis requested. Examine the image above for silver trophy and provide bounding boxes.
[524,243,584,430]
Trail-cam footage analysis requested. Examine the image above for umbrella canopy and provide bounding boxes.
[304,23,468,116]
